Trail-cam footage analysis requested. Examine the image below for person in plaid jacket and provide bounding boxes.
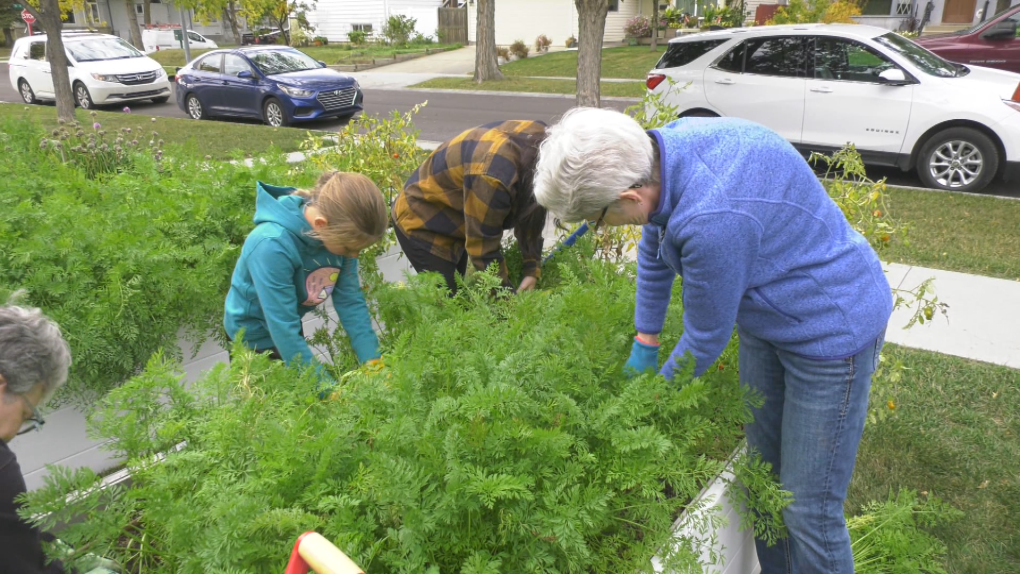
[392,120,548,293]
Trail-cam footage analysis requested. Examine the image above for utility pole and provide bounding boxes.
[179,4,191,62]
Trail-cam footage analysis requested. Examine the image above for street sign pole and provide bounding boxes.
[178,5,192,62]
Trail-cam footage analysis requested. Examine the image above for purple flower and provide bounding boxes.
[123,106,131,113]
[93,122,101,130]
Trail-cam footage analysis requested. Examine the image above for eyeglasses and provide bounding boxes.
[15,395,45,436]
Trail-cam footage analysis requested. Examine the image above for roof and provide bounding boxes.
[668,24,891,43]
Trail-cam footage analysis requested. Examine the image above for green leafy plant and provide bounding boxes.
[0,116,317,404]
[849,489,962,573]
[767,0,861,24]
[347,29,368,46]
[382,14,417,47]
[38,111,164,179]
[509,39,529,59]
[20,245,789,574]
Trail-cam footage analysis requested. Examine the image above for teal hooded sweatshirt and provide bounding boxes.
[224,182,380,366]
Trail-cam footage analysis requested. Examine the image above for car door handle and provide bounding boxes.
[714,78,735,85]
[221,81,228,85]
[810,86,833,93]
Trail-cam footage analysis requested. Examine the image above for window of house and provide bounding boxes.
[655,39,728,69]
[608,0,620,11]
[135,4,143,14]
[87,2,101,23]
[65,10,76,24]
[861,0,893,15]
[352,23,372,32]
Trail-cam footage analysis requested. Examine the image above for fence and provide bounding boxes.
[438,7,468,45]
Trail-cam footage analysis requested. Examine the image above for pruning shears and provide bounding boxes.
[542,222,591,264]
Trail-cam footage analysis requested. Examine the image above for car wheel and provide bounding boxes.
[916,127,999,193]
[18,79,38,104]
[151,96,170,104]
[186,94,205,120]
[74,82,94,109]
[263,98,289,127]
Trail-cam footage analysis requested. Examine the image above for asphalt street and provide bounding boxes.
[0,63,1015,197]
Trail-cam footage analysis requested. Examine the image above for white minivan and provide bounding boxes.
[8,32,172,108]
[142,29,218,54]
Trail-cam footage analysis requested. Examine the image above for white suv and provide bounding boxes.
[8,32,172,109]
[647,24,1020,193]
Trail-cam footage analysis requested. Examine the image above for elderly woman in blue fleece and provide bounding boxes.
[534,108,892,574]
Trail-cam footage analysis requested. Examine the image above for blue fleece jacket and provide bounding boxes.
[636,118,892,379]
[224,182,379,366]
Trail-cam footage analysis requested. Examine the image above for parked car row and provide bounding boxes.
[648,20,1020,193]
[6,32,364,128]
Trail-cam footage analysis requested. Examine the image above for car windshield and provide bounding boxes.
[247,49,321,75]
[873,32,965,77]
[66,37,143,62]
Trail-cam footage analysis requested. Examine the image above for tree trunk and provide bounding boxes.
[143,0,152,26]
[223,4,242,45]
[32,0,75,122]
[651,0,659,51]
[124,0,144,49]
[3,27,14,48]
[473,0,503,82]
[574,0,609,108]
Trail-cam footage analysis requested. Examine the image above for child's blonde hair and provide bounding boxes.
[296,172,388,251]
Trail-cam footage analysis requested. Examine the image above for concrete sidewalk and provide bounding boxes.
[368,45,476,74]
[884,262,1020,369]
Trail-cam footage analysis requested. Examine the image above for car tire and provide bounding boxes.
[681,110,719,118]
[151,96,170,104]
[186,94,205,120]
[18,79,38,104]
[916,127,999,193]
[263,98,289,127]
[74,82,94,109]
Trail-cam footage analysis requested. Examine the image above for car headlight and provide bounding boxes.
[278,84,315,98]
[352,80,360,90]
[91,73,119,83]
[155,68,167,78]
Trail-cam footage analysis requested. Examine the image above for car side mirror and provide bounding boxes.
[237,70,253,79]
[981,19,1018,40]
[878,68,911,85]
[317,60,327,68]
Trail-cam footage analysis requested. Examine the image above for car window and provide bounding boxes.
[873,32,963,77]
[714,37,806,77]
[29,42,45,61]
[223,54,252,76]
[1008,13,1020,37]
[655,40,729,69]
[198,54,222,73]
[66,38,143,62]
[247,49,322,75]
[188,32,204,43]
[812,37,897,82]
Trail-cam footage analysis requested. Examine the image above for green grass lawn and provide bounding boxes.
[150,43,462,67]
[881,187,1020,280]
[499,46,666,79]
[849,344,1020,574]
[0,102,324,159]
[411,76,646,98]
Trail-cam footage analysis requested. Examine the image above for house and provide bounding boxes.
[467,0,672,46]
[307,0,446,43]
[53,0,242,44]
[853,0,1020,32]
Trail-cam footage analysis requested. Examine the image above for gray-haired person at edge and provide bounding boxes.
[1,295,119,573]
[534,107,892,574]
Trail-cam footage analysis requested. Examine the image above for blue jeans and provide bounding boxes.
[739,327,884,574]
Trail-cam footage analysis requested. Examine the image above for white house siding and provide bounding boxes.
[468,0,658,47]
[309,0,443,43]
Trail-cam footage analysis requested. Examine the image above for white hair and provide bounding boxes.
[0,291,71,400]
[534,107,655,222]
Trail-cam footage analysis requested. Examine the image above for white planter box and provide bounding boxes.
[655,447,761,574]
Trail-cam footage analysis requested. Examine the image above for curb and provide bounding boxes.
[404,86,641,102]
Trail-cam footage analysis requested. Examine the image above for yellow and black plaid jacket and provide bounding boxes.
[392,120,546,281]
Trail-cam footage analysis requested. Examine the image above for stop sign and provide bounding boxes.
[21,9,35,24]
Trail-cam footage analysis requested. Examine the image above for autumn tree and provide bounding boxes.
[574,0,610,107]
[473,0,502,82]
[239,0,314,45]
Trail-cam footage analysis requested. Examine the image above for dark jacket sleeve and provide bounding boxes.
[0,441,67,574]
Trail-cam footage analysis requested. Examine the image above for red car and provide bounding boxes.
[915,4,1020,74]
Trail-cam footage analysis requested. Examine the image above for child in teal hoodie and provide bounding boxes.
[224,172,387,370]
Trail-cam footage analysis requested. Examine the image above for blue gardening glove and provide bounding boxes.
[624,337,660,377]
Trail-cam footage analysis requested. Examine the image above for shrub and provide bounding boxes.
[565,35,577,48]
[21,241,788,573]
[509,39,529,59]
[767,0,861,24]
[39,112,163,179]
[497,46,510,61]
[382,14,417,46]
[534,33,552,52]
[411,31,434,45]
[313,35,328,46]
[347,29,367,45]
[625,15,653,38]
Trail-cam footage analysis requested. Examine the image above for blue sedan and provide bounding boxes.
[175,46,362,127]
